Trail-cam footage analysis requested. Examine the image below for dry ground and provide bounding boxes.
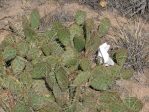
[0,0,149,111]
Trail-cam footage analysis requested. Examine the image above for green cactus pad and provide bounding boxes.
[115,48,128,66]
[31,62,51,78]
[75,10,86,25]
[0,36,16,50]
[85,18,94,41]
[55,67,69,91]
[3,46,17,62]
[25,62,33,72]
[98,17,111,38]
[11,56,26,75]
[19,71,32,87]
[43,56,61,70]
[73,35,85,52]
[46,71,57,90]
[45,29,57,40]
[31,56,45,65]
[48,41,64,56]
[16,41,29,57]
[30,94,56,111]
[40,38,64,56]
[30,9,40,29]
[73,71,91,86]
[0,53,5,76]
[41,43,52,56]
[32,80,54,98]
[90,67,114,90]
[69,24,84,37]
[62,47,78,67]
[12,102,31,112]
[85,32,101,55]
[80,58,91,71]
[27,46,42,61]
[53,83,69,107]
[52,21,70,46]
[69,23,84,46]
[22,16,36,42]
[0,65,5,77]
[37,102,62,112]
[2,75,22,95]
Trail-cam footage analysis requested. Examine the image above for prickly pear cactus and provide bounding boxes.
[0,9,139,112]
[0,53,5,77]
[31,62,51,78]
[62,46,78,67]
[11,56,26,75]
[46,71,57,90]
[73,71,91,86]
[73,35,85,52]
[22,16,36,42]
[79,58,91,71]
[30,94,55,111]
[85,18,95,41]
[3,46,16,62]
[55,67,69,91]
[89,66,114,90]
[1,75,22,95]
[115,48,128,66]
[16,41,29,57]
[0,36,16,50]
[30,9,40,29]
[32,80,54,97]
[69,23,84,46]
[75,10,86,25]
[27,46,43,61]
[12,102,32,112]
[98,17,111,38]
[52,21,70,46]
[19,71,32,87]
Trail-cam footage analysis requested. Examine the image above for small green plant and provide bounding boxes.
[0,9,141,112]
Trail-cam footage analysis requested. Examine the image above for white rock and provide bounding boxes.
[98,42,114,66]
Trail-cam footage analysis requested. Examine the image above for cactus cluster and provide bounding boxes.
[0,9,142,112]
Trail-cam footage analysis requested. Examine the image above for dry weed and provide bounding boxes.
[111,19,149,72]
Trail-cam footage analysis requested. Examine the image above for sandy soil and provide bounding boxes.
[0,0,149,111]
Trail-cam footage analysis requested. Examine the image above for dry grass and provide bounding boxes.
[107,0,148,17]
[111,18,149,73]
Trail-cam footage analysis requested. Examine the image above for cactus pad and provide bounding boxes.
[3,46,16,62]
[30,9,40,29]
[16,41,29,57]
[73,71,91,86]
[55,67,69,91]
[11,56,26,75]
[73,35,85,52]
[75,10,86,25]
[90,67,114,90]
[31,62,51,78]
[98,17,111,38]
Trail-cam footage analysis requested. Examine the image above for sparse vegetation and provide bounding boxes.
[112,20,149,72]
